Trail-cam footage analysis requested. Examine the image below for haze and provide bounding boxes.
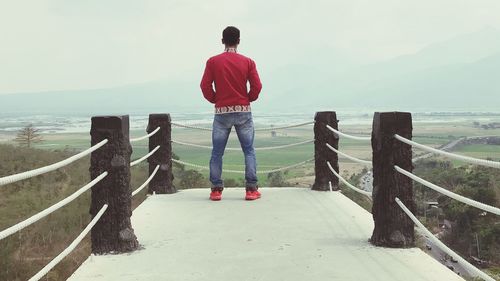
[1,0,500,113]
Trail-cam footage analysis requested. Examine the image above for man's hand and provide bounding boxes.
[201,60,216,103]
[248,59,262,102]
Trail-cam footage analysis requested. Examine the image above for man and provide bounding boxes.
[200,26,262,201]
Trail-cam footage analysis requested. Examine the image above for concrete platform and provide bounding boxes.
[69,188,464,281]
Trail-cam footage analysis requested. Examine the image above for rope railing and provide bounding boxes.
[0,139,108,187]
[326,143,372,166]
[254,121,315,131]
[0,172,108,241]
[171,140,215,150]
[171,158,314,174]
[258,158,314,174]
[171,139,314,151]
[394,135,500,169]
[395,198,495,281]
[171,121,314,132]
[132,165,160,197]
[172,159,243,173]
[130,145,160,167]
[326,161,372,197]
[394,166,500,215]
[130,127,160,142]
[326,125,371,141]
[171,122,213,131]
[29,204,109,281]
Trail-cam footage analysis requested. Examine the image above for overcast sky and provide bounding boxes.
[1,0,500,94]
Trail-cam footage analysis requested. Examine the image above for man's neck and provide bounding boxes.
[224,46,237,53]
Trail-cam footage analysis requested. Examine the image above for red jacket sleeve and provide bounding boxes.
[248,59,262,102]
[200,60,216,103]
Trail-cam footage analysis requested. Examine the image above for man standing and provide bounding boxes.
[200,26,262,201]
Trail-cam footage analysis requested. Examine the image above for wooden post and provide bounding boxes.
[147,114,176,194]
[370,112,414,248]
[312,111,339,191]
[89,115,139,254]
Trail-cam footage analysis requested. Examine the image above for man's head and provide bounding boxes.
[222,26,240,47]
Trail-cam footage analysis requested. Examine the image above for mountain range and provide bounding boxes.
[1,27,500,115]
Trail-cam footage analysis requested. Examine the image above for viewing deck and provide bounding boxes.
[69,188,463,281]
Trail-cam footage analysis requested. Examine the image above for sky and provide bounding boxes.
[1,0,500,94]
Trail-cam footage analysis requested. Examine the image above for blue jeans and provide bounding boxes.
[210,112,258,191]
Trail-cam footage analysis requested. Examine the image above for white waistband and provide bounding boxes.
[215,105,251,114]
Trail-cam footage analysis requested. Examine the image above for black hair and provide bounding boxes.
[222,26,240,46]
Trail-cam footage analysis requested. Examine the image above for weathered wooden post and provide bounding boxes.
[312,111,339,191]
[370,112,414,248]
[89,115,139,254]
[147,114,176,194]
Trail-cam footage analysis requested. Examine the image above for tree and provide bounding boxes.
[179,170,206,188]
[224,178,245,187]
[267,171,288,187]
[14,124,43,148]
[414,162,500,263]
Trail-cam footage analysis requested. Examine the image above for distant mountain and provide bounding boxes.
[2,28,500,114]
[365,27,500,78]
[349,52,500,109]
[263,27,500,111]
[0,79,208,115]
[273,51,500,111]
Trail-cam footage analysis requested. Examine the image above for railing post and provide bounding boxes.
[147,113,176,194]
[312,111,339,191]
[370,112,414,247]
[89,115,139,254]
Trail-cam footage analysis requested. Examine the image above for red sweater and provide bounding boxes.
[200,51,262,114]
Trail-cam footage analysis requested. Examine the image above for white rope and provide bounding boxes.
[132,165,160,197]
[326,143,372,166]
[0,139,108,186]
[259,158,314,174]
[395,166,500,216]
[171,159,216,171]
[29,204,108,281]
[171,121,314,132]
[0,172,108,241]
[395,198,495,281]
[130,145,160,167]
[171,122,213,131]
[172,139,314,151]
[327,161,372,197]
[254,121,315,131]
[326,125,371,141]
[394,134,500,169]
[171,140,215,150]
[171,158,314,174]
[130,127,160,142]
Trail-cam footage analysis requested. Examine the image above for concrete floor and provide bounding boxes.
[69,188,464,281]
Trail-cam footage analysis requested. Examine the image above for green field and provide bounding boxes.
[1,116,500,280]
[458,144,500,153]
[2,118,500,188]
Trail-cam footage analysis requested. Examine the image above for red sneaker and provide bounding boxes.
[210,190,222,201]
[245,190,261,200]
